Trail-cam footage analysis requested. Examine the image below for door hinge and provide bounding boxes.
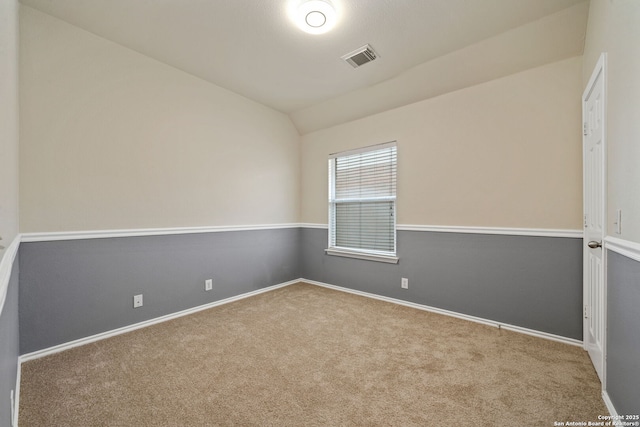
[584,214,588,228]
[583,122,588,136]
[584,305,589,319]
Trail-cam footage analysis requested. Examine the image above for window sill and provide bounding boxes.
[325,248,399,264]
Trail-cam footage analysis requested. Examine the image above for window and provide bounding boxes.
[327,141,398,264]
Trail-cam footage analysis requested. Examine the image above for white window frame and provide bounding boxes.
[325,141,399,264]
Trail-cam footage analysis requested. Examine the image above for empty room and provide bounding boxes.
[1,0,639,425]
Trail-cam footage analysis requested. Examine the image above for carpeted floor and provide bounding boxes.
[19,282,608,426]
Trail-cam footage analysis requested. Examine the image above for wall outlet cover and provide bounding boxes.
[133,294,143,308]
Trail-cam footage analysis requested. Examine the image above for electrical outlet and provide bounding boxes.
[205,279,213,291]
[133,294,143,308]
[401,278,409,289]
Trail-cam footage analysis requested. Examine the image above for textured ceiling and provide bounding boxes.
[19,0,589,133]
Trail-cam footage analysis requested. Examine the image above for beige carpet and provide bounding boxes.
[20,282,607,426]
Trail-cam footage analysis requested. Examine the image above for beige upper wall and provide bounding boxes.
[301,57,583,230]
[583,0,640,243]
[0,0,19,246]
[20,6,300,233]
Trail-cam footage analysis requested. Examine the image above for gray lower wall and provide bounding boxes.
[19,228,300,354]
[18,227,584,353]
[0,254,19,427]
[301,228,583,340]
[607,251,640,415]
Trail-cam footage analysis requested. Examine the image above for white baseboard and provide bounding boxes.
[601,390,619,419]
[12,359,20,427]
[19,279,299,362]
[301,278,583,347]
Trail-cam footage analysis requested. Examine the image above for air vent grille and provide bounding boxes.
[341,44,378,68]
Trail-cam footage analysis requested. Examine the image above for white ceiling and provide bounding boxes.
[19,0,589,133]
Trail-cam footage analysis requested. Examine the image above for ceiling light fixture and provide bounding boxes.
[295,0,337,35]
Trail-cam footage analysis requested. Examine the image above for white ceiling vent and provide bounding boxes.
[341,44,378,68]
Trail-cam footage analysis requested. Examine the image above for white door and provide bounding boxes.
[583,53,606,383]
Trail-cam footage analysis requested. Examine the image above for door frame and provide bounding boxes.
[582,52,607,387]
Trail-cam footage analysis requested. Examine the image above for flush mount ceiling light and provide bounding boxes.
[295,0,337,34]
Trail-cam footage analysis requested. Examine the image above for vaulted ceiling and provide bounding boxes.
[20,0,589,133]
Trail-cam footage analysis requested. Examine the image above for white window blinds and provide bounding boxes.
[328,142,397,256]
